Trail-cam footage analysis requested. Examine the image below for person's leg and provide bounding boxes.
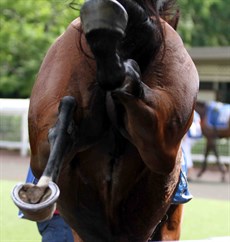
[37,214,74,242]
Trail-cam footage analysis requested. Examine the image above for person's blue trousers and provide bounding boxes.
[37,214,74,242]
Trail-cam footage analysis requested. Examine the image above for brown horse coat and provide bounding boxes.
[28,17,199,241]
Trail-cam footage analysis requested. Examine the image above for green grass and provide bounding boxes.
[181,198,230,240]
[1,180,229,241]
[0,180,41,242]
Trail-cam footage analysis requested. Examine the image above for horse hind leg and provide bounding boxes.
[151,204,183,241]
[12,96,78,221]
[197,138,226,182]
[38,96,77,185]
[197,139,210,178]
[212,141,226,182]
[80,0,128,90]
[197,152,208,178]
[216,157,226,183]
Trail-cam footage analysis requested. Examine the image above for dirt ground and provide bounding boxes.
[0,149,229,201]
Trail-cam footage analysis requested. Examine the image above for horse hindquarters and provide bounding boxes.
[81,0,183,175]
[19,0,198,240]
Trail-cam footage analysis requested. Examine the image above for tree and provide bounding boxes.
[177,0,230,46]
[0,0,82,98]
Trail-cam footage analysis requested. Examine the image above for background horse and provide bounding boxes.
[195,101,230,182]
[12,0,199,241]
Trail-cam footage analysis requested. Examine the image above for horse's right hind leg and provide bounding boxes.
[80,0,128,90]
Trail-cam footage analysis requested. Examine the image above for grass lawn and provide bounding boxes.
[1,180,229,241]
[0,180,41,242]
[181,198,230,240]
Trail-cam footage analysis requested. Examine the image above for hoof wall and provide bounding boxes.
[11,181,60,222]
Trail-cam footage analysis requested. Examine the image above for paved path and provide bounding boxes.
[1,149,229,200]
[0,149,30,181]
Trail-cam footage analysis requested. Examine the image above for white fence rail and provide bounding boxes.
[0,98,30,156]
[192,154,230,164]
[191,138,230,164]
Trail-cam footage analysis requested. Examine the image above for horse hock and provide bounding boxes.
[80,0,129,90]
[11,96,77,221]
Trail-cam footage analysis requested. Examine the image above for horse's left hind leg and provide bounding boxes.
[151,204,183,241]
[12,96,78,221]
[38,96,77,186]
[21,96,77,204]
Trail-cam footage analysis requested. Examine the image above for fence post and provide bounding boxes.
[21,111,29,156]
[0,98,30,156]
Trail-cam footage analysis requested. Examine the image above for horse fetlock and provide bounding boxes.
[84,28,126,91]
[97,56,126,91]
[85,29,123,57]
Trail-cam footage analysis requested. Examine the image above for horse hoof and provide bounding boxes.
[80,0,128,36]
[11,181,60,222]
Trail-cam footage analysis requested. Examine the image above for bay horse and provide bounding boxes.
[195,101,230,182]
[12,0,199,241]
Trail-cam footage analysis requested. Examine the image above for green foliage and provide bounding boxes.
[0,0,82,98]
[178,0,230,47]
[1,180,41,241]
[0,0,229,98]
